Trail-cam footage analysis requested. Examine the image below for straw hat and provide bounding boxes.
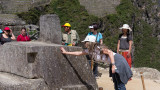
[119,24,132,31]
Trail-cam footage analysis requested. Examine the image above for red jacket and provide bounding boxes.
[17,34,31,41]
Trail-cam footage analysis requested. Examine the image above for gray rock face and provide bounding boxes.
[0,72,48,90]
[0,42,98,90]
[0,14,25,25]
[79,0,120,17]
[39,14,62,44]
[132,67,160,80]
[0,0,51,14]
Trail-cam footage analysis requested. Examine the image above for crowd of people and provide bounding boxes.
[1,22,133,90]
[0,27,31,45]
[61,22,133,90]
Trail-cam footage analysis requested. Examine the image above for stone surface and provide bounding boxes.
[131,67,160,80]
[39,14,62,44]
[79,0,120,17]
[0,42,98,90]
[0,14,26,25]
[0,0,51,14]
[0,72,48,90]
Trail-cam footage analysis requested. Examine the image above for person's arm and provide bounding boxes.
[99,33,103,44]
[100,39,103,45]
[103,49,116,73]
[108,50,116,73]
[73,32,79,46]
[61,47,87,56]
[127,40,132,57]
[117,40,120,53]
[10,29,16,40]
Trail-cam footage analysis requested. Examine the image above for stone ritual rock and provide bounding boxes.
[39,14,62,44]
[0,42,98,90]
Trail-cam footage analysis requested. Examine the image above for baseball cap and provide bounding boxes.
[4,27,10,31]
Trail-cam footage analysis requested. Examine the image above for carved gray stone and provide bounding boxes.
[79,0,120,17]
[0,42,98,90]
[39,14,62,44]
[0,72,48,90]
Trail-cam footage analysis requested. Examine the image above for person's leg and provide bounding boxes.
[122,52,132,68]
[93,62,98,77]
[112,74,118,90]
[113,73,126,90]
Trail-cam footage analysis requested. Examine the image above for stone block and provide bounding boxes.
[39,14,62,44]
[0,42,98,89]
[0,72,48,90]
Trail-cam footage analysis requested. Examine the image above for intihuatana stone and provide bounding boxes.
[39,14,62,44]
[0,42,97,90]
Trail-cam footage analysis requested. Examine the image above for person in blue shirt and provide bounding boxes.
[87,23,103,44]
[86,23,103,78]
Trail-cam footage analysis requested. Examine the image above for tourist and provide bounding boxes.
[86,23,103,77]
[62,23,79,46]
[117,24,133,68]
[0,27,16,45]
[17,27,31,41]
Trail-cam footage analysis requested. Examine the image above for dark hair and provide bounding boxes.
[21,27,26,31]
[92,23,99,30]
[119,29,130,42]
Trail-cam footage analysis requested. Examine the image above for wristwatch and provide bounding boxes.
[111,63,115,65]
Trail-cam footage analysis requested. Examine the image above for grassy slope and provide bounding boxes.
[17,0,160,70]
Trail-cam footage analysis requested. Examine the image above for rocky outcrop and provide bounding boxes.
[0,72,48,90]
[79,0,120,17]
[132,0,160,36]
[0,0,51,14]
[132,67,160,80]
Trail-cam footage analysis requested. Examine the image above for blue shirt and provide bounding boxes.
[87,32,103,43]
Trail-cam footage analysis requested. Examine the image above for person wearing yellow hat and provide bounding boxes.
[62,23,79,46]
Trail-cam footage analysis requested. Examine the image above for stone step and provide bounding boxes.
[0,72,48,90]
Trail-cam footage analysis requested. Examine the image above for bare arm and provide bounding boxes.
[10,29,16,40]
[117,40,120,53]
[61,47,87,56]
[128,40,132,54]
[103,49,116,73]
[100,39,103,45]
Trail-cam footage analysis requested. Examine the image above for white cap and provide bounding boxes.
[82,35,96,42]
[119,24,132,31]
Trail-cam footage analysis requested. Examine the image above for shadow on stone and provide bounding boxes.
[62,54,94,90]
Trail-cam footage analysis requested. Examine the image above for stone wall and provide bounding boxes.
[0,0,51,14]
[79,0,120,17]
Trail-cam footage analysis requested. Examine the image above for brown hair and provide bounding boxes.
[21,27,26,31]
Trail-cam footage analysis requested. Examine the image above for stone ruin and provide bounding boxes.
[0,14,98,90]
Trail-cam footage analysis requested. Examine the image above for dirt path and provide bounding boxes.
[97,68,160,90]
